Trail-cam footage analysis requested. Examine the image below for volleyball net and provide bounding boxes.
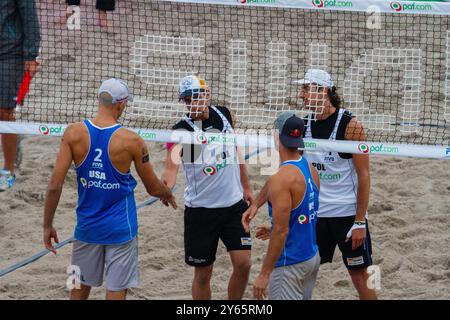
[0,0,449,158]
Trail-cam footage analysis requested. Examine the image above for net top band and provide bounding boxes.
[160,0,450,16]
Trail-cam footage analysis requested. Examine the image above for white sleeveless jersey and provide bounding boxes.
[304,108,361,218]
[181,106,243,208]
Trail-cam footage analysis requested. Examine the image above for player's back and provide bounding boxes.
[67,120,138,173]
[269,157,319,267]
[69,119,138,245]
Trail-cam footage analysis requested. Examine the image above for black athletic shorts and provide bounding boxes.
[66,0,116,11]
[184,199,252,267]
[0,59,24,109]
[316,216,373,270]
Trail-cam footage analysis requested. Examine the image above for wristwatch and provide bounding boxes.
[354,221,366,226]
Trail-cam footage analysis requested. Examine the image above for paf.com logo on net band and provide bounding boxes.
[195,133,236,146]
[237,0,276,4]
[312,0,353,8]
[137,130,157,140]
[390,1,432,12]
[358,143,399,155]
[39,125,64,135]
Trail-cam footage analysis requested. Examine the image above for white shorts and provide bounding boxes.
[71,237,139,291]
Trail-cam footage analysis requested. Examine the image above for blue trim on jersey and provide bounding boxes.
[74,120,138,244]
[268,157,319,267]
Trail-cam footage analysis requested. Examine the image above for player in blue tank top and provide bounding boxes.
[43,78,176,300]
[74,119,138,244]
[242,112,321,300]
[267,156,319,267]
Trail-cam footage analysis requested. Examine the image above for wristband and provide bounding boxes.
[346,223,366,240]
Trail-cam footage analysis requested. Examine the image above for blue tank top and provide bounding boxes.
[268,157,319,267]
[74,120,138,244]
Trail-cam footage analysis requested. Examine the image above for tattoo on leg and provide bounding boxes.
[142,154,149,163]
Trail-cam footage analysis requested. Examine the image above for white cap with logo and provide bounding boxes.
[294,69,334,88]
[98,78,133,104]
[179,75,207,100]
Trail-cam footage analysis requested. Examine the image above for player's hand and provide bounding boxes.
[162,193,177,209]
[253,273,269,300]
[25,60,40,78]
[255,224,271,241]
[350,228,366,251]
[242,204,258,233]
[345,224,366,251]
[243,187,254,206]
[43,226,59,254]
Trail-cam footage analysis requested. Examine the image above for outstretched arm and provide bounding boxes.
[241,179,270,233]
[134,137,177,208]
[43,126,74,253]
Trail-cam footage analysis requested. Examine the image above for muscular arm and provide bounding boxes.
[43,125,75,252]
[133,137,173,200]
[259,173,292,276]
[43,126,74,230]
[345,118,370,222]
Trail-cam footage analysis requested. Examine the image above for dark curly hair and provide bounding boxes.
[327,86,342,109]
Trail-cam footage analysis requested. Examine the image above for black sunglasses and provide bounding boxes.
[181,93,202,103]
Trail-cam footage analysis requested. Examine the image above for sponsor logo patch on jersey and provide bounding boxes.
[298,215,309,225]
[203,166,217,176]
[80,177,87,188]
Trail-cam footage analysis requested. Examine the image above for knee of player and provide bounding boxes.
[194,267,213,284]
[232,259,251,275]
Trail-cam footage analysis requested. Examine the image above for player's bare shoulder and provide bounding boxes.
[63,122,87,143]
[114,127,145,152]
[345,117,366,141]
[225,106,237,128]
[270,166,296,191]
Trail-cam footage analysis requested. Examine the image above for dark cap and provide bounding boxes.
[274,112,305,149]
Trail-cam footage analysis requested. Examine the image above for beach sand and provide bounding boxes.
[0,136,449,299]
[0,0,449,299]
